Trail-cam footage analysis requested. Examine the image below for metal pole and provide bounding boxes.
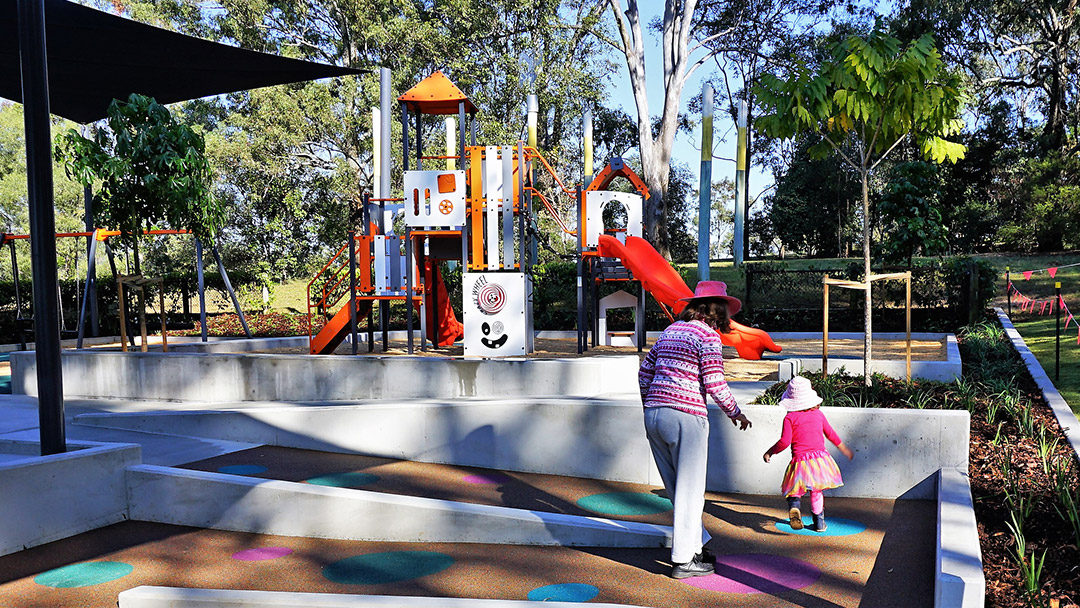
[195,238,207,342]
[18,0,65,455]
[1006,266,1012,317]
[733,99,747,268]
[77,231,100,348]
[349,230,358,356]
[823,276,830,376]
[576,185,584,354]
[445,116,456,170]
[379,68,392,205]
[84,184,98,337]
[377,70,391,349]
[405,229,414,354]
[460,102,469,268]
[9,238,26,350]
[211,243,251,338]
[698,83,713,282]
[1056,281,1061,381]
[583,105,593,186]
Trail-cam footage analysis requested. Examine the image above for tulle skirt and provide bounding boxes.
[780,450,844,497]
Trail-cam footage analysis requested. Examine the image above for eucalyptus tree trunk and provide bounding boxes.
[609,0,704,258]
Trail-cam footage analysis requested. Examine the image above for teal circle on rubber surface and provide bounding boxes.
[576,492,672,515]
[527,583,599,602]
[217,464,267,475]
[323,551,454,585]
[34,561,134,588]
[775,516,866,536]
[304,472,379,488]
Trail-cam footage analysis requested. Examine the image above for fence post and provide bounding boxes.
[1055,282,1061,381]
[1005,266,1011,317]
[967,259,979,326]
[744,267,752,318]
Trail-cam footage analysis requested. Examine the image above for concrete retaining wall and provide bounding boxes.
[119,587,651,608]
[11,351,640,402]
[935,467,985,608]
[127,464,671,547]
[0,440,140,557]
[996,309,1080,461]
[80,400,969,499]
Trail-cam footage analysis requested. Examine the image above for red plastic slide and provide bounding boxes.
[416,260,464,347]
[596,234,781,360]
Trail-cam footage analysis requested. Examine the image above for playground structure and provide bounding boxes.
[307,72,784,360]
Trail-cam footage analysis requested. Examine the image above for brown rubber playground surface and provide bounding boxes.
[0,446,936,608]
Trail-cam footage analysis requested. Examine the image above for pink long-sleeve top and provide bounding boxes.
[637,320,741,419]
[766,409,843,457]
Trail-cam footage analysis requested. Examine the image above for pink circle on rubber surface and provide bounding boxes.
[682,553,820,594]
[463,473,510,485]
[231,547,294,561]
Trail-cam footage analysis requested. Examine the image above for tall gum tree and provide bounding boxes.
[755,30,966,384]
[604,0,730,255]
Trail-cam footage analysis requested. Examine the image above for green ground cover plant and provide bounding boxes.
[755,320,1080,607]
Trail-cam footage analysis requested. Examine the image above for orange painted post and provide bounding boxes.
[469,146,484,269]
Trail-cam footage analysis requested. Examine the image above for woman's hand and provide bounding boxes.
[730,413,752,431]
[839,443,854,460]
[762,452,771,463]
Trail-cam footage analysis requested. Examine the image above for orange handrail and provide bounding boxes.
[525,187,576,236]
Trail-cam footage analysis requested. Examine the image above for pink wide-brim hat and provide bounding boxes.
[679,281,742,316]
[779,376,823,411]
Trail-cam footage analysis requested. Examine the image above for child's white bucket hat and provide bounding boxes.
[779,376,823,412]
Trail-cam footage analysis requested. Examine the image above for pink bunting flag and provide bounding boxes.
[1067,314,1074,330]
[1023,271,1033,280]
[1049,267,1058,278]
[1040,301,1049,315]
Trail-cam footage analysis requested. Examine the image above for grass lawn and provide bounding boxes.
[271,278,311,314]
[1009,315,1080,413]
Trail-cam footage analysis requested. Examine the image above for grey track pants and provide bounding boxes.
[643,405,712,564]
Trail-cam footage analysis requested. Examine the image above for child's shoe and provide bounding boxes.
[812,512,827,532]
[787,496,803,530]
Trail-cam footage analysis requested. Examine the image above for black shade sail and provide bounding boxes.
[0,0,367,123]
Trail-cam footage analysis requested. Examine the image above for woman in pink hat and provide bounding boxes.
[638,281,752,579]
[763,376,854,532]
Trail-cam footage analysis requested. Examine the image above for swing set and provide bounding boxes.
[2,228,251,351]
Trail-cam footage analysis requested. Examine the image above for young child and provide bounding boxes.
[762,376,854,531]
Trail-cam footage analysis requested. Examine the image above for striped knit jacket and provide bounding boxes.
[638,320,741,419]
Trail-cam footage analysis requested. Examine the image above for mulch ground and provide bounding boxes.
[0,447,936,608]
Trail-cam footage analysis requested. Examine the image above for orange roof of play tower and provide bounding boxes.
[398,71,477,115]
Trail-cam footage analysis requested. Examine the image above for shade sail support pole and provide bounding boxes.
[18,0,66,455]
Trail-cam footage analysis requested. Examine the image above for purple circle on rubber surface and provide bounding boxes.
[682,553,820,594]
[463,473,511,485]
[231,547,294,561]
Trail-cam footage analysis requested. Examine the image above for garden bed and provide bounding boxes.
[755,317,1080,607]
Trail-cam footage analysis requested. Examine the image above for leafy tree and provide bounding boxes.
[768,135,860,258]
[0,104,87,281]
[55,94,227,267]
[934,100,1027,253]
[996,153,1080,251]
[139,0,613,277]
[755,29,966,383]
[877,161,947,266]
